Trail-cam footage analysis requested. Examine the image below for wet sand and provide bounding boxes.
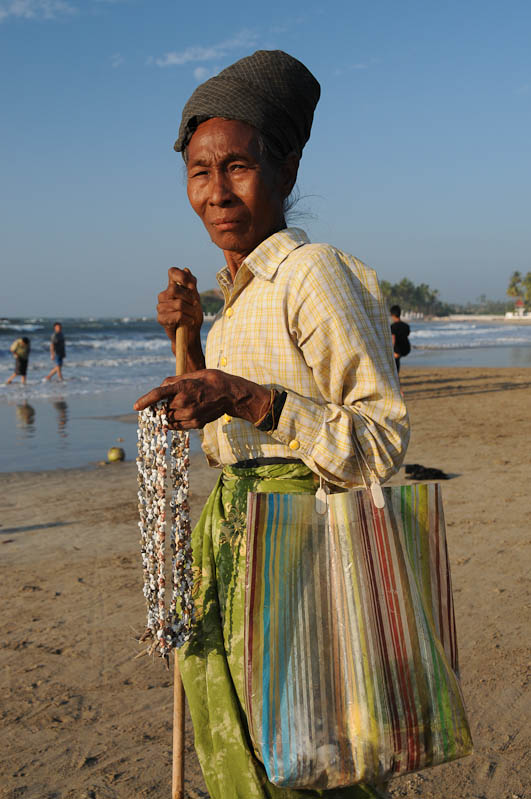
[1,367,530,799]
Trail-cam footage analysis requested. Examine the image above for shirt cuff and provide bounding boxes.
[269,391,326,455]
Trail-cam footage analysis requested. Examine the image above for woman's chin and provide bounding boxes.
[209,228,252,253]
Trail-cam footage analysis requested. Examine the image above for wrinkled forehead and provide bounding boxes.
[186,118,264,165]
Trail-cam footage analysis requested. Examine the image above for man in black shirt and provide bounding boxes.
[390,305,410,375]
[44,322,66,382]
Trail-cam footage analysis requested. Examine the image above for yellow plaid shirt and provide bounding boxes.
[201,228,409,487]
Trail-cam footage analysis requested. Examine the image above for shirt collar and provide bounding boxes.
[216,228,310,291]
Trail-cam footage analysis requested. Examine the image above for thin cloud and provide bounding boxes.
[152,30,258,68]
[193,65,218,82]
[334,58,377,77]
[269,23,289,35]
[0,0,130,22]
[111,52,124,68]
[0,0,76,20]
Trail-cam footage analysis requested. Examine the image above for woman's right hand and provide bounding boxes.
[157,267,205,368]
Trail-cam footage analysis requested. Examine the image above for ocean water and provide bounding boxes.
[0,317,206,473]
[1,316,531,472]
[0,317,187,401]
[411,320,531,354]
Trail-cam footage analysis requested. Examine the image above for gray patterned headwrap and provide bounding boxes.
[174,50,320,159]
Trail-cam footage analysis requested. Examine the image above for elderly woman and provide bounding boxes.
[135,50,409,799]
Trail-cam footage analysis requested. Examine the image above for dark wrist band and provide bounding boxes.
[255,390,287,432]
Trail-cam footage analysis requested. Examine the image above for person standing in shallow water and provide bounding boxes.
[135,50,409,799]
[6,336,31,385]
[44,322,66,382]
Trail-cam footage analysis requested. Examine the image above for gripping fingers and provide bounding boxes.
[134,377,192,412]
[166,267,198,297]
[133,384,178,411]
[157,304,197,326]
[169,266,197,287]
[166,410,200,430]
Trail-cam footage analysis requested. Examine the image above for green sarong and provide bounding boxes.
[178,462,389,799]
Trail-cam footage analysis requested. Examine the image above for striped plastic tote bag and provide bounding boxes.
[244,483,472,789]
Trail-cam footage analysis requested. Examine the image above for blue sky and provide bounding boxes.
[1,0,530,316]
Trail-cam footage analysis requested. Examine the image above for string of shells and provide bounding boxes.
[136,403,195,663]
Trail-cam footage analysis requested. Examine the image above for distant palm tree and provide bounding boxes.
[507,271,523,299]
[522,272,531,310]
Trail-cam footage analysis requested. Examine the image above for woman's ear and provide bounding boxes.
[280,152,300,199]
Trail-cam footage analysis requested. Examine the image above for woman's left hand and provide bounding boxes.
[134,369,271,430]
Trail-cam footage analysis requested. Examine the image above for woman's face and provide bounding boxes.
[186,118,288,261]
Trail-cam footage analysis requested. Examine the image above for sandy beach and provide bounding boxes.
[1,366,530,799]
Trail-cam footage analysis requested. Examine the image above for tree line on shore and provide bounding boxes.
[380,276,531,315]
[199,273,527,318]
[507,271,531,310]
[379,279,451,316]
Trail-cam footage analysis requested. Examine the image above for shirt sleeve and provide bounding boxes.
[269,246,410,487]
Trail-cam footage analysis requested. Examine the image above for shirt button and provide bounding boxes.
[225,307,234,318]
[288,439,300,451]
[223,414,232,423]
[220,356,227,367]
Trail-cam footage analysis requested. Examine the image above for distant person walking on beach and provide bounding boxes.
[6,336,31,385]
[44,322,66,382]
[390,305,411,374]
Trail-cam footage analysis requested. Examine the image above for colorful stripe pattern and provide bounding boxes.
[244,484,472,789]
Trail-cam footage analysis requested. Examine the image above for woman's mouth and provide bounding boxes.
[211,219,241,230]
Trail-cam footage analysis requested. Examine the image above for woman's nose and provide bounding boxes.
[209,169,233,205]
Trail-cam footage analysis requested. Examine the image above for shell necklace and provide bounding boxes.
[136,404,195,661]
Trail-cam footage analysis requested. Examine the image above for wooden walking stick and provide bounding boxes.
[172,324,187,799]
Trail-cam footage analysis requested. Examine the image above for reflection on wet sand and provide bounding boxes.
[1,393,142,472]
[14,398,69,443]
[15,401,35,435]
[53,399,68,438]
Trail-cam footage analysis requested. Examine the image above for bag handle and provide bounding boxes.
[314,437,386,514]
[353,438,386,510]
